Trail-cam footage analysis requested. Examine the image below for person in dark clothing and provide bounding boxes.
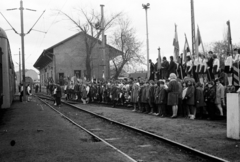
[161,57,169,79]
[155,59,160,80]
[56,84,62,106]
[207,51,214,81]
[149,59,155,81]
[204,81,216,120]
[168,56,177,78]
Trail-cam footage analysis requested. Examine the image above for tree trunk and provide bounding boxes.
[113,62,125,79]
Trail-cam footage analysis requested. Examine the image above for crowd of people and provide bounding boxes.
[45,49,240,120]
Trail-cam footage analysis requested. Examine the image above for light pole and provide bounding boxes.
[142,3,150,78]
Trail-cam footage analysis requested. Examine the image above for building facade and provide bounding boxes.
[34,32,120,86]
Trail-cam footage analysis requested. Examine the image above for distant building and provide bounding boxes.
[33,32,121,86]
[129,71,147,80]
[15,69,38,84]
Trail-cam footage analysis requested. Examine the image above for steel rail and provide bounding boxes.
[37,94,229,162]
[37,96,137,162]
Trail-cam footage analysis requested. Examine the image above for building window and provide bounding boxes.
[74,70,81,78]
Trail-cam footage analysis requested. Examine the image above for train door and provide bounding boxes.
[0,47,3,108]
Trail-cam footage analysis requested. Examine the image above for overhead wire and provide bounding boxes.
[26,0,68,62]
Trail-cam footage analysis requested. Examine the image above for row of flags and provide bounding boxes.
[156,21,240,85]
[172,24,204,64]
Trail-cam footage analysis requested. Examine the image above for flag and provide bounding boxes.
[173,24,179,62]
[226,20,232,52]
[197,26,202,46]
[183,34,191,64]
[157,47,161,69]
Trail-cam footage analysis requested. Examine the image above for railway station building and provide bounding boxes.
[33,32,121,86]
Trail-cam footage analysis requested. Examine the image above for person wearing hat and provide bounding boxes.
[166,73,179,118]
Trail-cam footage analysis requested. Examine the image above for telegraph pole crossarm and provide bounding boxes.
[0,0,45,101]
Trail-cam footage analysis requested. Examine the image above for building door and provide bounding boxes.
[74,70,81,78]
[59,73,64,85]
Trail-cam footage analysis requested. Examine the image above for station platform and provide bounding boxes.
[0,96,130,162]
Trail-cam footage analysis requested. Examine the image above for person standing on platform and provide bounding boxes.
[207,51,214,80]
[200,55,208,83]
[168,56,177,78]
[161,57,169,80]
[212,54,220,79]
[225,52,233,86]
[186,56,193,77]
[215,79,224,117]
[155,59,160,80]
[166,73,179,118]
[26,84,32,102]
[19,83,23,102]
[149,59,155,81]
[155,81,167,117]
[56,84,62,106]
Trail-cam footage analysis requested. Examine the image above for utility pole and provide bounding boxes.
[190,0,196,56]
[20,0,26,100]
[100,5,107,80]
[2,0,45,101]
[142,3,150,79]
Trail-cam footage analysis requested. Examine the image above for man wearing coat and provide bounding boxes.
[168,56,177,78]
[155,81,167,117]
[149,59,155,81]
[161,57,169,80]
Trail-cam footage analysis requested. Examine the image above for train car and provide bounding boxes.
[0,27,15,108]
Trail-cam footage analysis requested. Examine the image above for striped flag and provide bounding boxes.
[173,24,179,62]
[227,20,239,86]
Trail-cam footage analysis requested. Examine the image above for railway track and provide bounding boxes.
[36,94,229,162]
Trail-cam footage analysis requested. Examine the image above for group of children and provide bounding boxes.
[48,72,234,120]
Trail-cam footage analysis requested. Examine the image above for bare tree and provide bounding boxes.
[57,8,121,80]
[110,18,144,79]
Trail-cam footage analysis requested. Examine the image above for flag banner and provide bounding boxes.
[183,34,191,64]
[173,24,179,62]
[226,20,232,54]
[157,47,161,69]
[197,26,202,46]
[233,62,240,86]
[226,21,232,45]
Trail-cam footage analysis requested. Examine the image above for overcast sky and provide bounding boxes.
[1,0,240,72]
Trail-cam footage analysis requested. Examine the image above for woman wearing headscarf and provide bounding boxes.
[166,73,179,118]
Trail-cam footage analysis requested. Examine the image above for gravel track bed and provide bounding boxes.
[43,99,212,162]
